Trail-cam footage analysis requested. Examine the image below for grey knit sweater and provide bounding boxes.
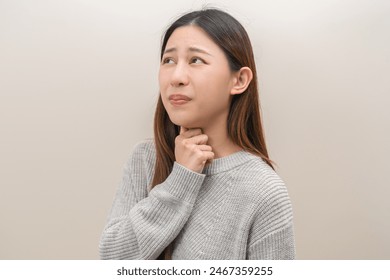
[99,138,295,259]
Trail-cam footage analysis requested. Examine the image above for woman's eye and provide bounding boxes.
[162,58,174,64]
[191,57,204,64]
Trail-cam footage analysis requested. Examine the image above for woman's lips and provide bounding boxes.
[170,99,190,106]
[169,94,192,106]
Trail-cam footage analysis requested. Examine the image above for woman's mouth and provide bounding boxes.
[169,94,192,106]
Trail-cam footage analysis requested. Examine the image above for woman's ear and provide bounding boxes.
[230,67,253,95]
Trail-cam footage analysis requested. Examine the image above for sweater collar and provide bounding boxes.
[201,150,259,175]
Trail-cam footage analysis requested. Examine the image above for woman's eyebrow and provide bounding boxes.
[188,47,212,56]
[163,47,212,56]
[163,47,176,54]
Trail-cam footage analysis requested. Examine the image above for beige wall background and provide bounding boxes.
[1,0,389,259]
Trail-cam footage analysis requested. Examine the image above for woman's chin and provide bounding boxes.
[170,118,201,129]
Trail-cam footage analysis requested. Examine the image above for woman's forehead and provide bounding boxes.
[165,26,221,55]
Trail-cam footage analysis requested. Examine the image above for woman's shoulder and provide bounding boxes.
[127,138,155,162]
[236,155,291,208]
[131,137,154,153]
[237,157,293,233]
[124,138,156,186]
[238,154,286,188]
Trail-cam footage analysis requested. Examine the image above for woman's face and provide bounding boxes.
[159,25,236,129]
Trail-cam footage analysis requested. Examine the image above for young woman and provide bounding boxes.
[99,8,295,260]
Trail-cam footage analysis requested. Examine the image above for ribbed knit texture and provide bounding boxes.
[99,138,295,259]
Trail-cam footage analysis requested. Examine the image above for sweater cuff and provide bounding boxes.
[163,162,206,203]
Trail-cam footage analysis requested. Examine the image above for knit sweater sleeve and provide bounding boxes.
[246,179,296,260]
[99,141,206,260]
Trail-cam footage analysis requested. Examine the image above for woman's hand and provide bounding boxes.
[174,127,214,173]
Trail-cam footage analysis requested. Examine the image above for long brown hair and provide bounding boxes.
[152,8,275,259]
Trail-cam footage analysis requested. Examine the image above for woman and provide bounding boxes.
[99,8,295,260]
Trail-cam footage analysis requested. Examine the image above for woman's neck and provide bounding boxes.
[201,122,242,159]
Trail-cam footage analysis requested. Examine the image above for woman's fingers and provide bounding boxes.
[175,127,214,173]
[188,134,208,145]
[198,144,212,151]
[202,151,215,162]
[177,128,208,145]
[180,127,202,138]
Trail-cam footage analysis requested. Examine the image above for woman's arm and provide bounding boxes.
[99,145,206,260]
[247,222,295,259]
[246,181,296,260]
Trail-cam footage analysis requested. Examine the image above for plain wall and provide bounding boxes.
[0,0,389,259]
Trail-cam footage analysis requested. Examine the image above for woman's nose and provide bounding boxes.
[170,63,189,87]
